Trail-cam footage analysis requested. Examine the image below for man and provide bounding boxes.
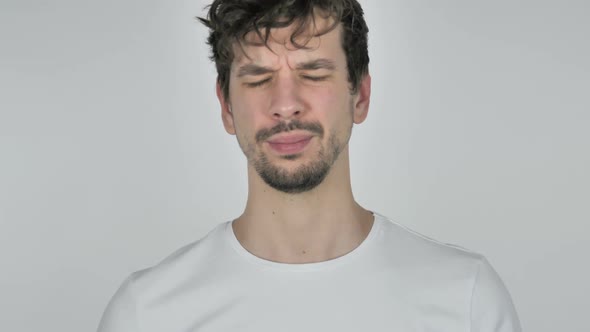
[98,0,521,331]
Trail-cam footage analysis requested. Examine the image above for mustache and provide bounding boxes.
[255,120,324,143]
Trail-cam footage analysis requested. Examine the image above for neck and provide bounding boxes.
[232,149,374,264]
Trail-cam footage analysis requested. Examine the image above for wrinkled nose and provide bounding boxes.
[268,75,305,120]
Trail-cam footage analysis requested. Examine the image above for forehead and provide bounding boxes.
[231,17,344,68]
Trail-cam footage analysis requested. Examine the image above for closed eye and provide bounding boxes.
[302,75,329,82]
[245,78,271,87]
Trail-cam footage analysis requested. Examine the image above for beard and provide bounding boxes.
[241,120,349,194]
[254,133,342,194]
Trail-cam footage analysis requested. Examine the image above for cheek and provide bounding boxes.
[307,82,350,110]
[231,90,269,121]
[309,87,353,124]
[232,113,255,140]
[230,104,267,144]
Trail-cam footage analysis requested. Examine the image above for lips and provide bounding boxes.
[267,134,313,155]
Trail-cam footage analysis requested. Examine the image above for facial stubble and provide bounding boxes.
[237,104,354,194]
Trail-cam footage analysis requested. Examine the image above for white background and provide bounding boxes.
[1,0,588,331]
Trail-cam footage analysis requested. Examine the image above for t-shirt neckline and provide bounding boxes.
[225,212,384,272]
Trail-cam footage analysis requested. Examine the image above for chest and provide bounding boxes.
[139,272,471,332]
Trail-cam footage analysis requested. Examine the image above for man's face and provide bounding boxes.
[217,18,370,194]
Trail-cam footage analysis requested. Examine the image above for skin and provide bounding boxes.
[216,16,374,264]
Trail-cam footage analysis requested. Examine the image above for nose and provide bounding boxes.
[268,74,305,120]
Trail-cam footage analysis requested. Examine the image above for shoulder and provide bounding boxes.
[98,221,230,331]
[130,221,230,288]
[371,212,521,331]
[373,211,485,268]
[371,211,499,291]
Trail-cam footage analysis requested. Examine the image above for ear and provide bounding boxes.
[352,74,371,124]
[216,82,236,135]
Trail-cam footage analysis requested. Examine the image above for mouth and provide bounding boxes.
[266,133,314,155]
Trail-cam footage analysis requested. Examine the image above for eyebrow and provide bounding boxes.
[236,58,337,78]
[295,58,337,71]
[236,64,274,78]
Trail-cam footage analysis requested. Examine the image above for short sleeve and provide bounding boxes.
[97,273,140,332]
[470,258,522,332]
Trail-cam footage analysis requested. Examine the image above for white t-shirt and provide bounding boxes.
[98,212,521,332]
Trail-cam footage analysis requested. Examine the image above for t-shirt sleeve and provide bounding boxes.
[97,273,140,332]
[470,258,522,332]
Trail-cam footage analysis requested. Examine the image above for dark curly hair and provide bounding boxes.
[198,0,369,100]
